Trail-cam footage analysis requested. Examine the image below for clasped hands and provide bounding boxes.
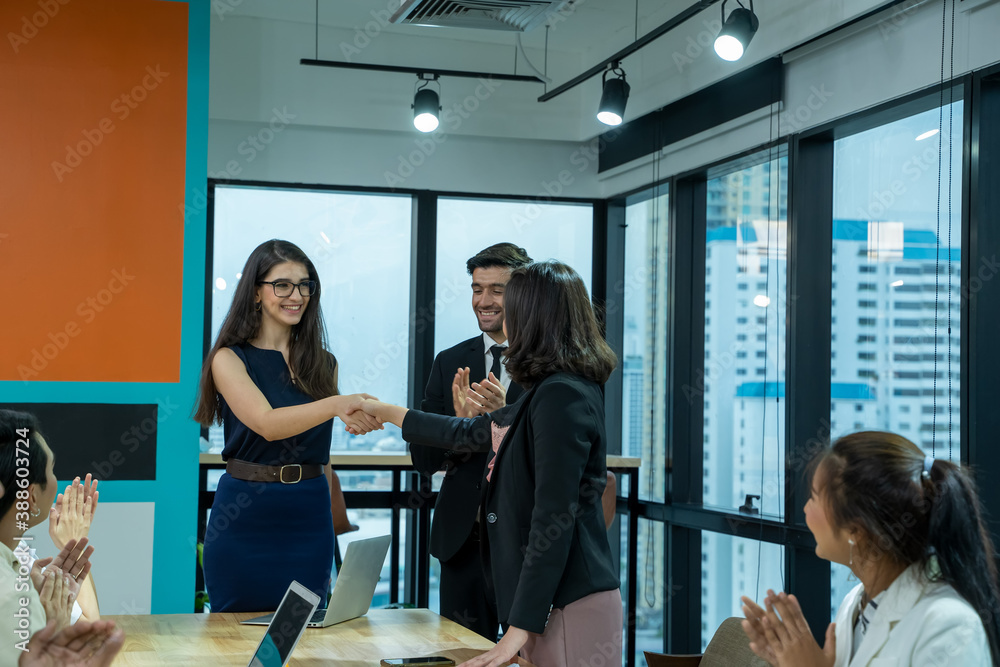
[341,393,385,435]
[340,367,506,434]
[741,589,836,667]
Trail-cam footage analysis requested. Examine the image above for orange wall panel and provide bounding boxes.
[0,0,188,382]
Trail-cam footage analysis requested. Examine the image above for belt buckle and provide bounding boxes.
[279,464,303,484]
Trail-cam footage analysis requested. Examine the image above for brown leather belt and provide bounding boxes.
[226,459,323,484]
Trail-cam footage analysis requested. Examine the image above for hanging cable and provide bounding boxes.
[543,26,549,96]
[315,0,319,60]
[634,0,639,42]
[756,140,771,596]
[946,0,955,462]
[515,33,552,84]
[932,0,950,458]
[772,128,785,591]
[643,122,661,609]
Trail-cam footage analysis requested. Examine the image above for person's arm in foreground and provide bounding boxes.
[19,619,124,667]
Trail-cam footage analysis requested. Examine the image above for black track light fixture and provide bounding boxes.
[715,0,759,62]
[597,63,630,126]
[412,74,441,133]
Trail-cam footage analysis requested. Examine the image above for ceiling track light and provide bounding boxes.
[597,62,630,127]
[412,74,441,133]
[715,0,759,62]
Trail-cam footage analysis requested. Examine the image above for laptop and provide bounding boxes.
[242,534,392,629]
[246,580,319,667]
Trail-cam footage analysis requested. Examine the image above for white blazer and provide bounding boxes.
[833,561,991,666]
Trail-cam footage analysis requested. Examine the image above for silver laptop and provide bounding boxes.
[242,535,391,628]
[246,580,319,667]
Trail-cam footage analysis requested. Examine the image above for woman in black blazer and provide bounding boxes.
[362,261,621,667]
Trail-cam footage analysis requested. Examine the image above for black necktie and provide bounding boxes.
[489,345,505,380]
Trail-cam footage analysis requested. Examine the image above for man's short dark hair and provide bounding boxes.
[466,243,532,275]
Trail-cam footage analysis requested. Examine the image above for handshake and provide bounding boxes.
[339,368,506,435]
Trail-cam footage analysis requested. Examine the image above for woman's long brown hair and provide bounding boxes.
[503,260,617,388]
[193,239,338,426]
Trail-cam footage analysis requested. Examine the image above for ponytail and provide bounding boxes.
[816,432,1000,664]
[926,461,1000,664]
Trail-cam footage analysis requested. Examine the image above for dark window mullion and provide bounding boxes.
[967,65,1000,545]
[666,174,705,653]
[784,131,834,642]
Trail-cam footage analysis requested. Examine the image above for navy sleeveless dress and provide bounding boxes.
[202,344,336,612]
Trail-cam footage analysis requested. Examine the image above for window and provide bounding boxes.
[830,99,964,613]
[435,198,593,355]
[210,185,413,454]
[701,532,784,650]
[623,188,668,504]
[703,152,787,517]
[631,519,665,663]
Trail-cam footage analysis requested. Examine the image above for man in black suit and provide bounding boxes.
[409,242,531,641]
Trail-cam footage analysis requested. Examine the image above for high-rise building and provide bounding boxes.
[698,157,960,642]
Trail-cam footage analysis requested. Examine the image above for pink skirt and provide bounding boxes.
[519,588,623,667]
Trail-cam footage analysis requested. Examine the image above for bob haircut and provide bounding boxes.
[194,239,338,426]
[503,260,617,388]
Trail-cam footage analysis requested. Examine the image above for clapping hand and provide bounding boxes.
[741,590,835,667]
[35,567,75,635]
[31,538,94,611]
[467,372,506,413]
[451,367,480,418]
[452,368,506,417]
[341,393,385,435]
[49,475,98,551]
[19,619,124,667]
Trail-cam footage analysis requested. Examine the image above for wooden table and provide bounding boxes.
[107,608,535,666]
[197,454,640,664]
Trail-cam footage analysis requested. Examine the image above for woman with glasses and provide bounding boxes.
[194,239,381,612]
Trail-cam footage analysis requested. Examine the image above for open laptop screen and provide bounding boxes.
[248,580,320,667]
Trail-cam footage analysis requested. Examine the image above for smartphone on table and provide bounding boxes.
[380,658,456,666]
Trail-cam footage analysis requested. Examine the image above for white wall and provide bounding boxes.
[208,119,606,197]
[27,502,155,616]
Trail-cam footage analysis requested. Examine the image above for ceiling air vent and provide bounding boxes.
[390,0,571,31]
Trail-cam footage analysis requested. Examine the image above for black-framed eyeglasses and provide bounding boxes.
[257,280,317,298]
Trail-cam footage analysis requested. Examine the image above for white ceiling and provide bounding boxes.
[210,0,902,143]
